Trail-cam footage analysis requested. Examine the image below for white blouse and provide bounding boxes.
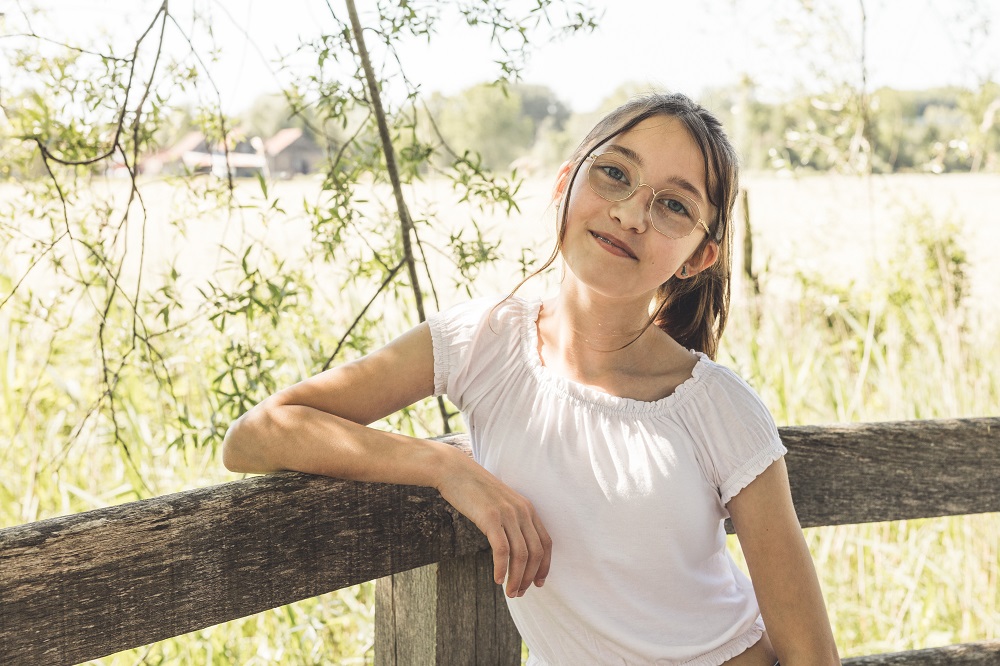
[428,295,787,666]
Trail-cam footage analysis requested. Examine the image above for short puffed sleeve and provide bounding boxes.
[680,363,788,509]
[426,296,501,410]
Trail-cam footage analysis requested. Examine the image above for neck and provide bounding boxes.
[538,284,663,379]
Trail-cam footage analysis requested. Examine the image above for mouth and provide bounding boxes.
[590,231,637,260]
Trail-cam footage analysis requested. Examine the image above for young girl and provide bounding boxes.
[223,93,840,665]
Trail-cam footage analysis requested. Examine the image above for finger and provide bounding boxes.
[532,515,553,587]
[518,510,552,594]
[485,525,510,586]
[518,527,544,595]
[504,526,529,598]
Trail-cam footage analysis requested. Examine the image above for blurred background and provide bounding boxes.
[1,1,998,663]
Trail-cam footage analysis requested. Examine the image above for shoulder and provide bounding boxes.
[428,294,536,403]
[431,293,532,323]
[680,358,787,504]
[677,356,782,454]
[431,294,536,339]
[427,293,538,360]
[428,295,499,340]
[432,294,502,321]
[692,357,772,416]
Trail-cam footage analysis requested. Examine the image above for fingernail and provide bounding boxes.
[537,578,545,587]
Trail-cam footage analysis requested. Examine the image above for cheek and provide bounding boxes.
[651,257,677,281]
[566,171,605,214]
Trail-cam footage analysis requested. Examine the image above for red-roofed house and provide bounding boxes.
[264,127,324,178]
[142,129,267,178]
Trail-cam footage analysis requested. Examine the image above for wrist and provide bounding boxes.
[424,438,471,490]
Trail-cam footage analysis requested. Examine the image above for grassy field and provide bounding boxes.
[2,171,998,662]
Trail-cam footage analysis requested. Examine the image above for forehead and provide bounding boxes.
[603,116,707,203]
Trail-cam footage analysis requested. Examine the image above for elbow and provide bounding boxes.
[222,401,278,474]
[221,414,251,473]
[221,419,245,472]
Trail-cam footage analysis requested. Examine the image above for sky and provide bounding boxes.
[3,0,999,114]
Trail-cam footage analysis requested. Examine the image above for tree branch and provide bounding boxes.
[345,1,458,431]
[321,259,406,372]
[344,1,426,324]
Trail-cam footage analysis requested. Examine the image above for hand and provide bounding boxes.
[435,452,552,598]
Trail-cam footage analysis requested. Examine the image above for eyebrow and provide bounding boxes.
[604,143,708,206]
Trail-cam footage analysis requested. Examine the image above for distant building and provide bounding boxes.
[264,128,324,178]
[142,129,267,178]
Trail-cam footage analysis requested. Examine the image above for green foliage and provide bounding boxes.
[431,84,534,170]
[700,81,1000,174]
[718,205,999,658]
[0,0,600,475]
[721,202,992,426]
[2,1,998,662]
[426,82,571,170]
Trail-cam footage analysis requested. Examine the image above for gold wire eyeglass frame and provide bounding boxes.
[585,152,713,240]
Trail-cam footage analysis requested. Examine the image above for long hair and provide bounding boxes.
[514,92,738,359]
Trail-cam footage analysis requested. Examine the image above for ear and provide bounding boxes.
[552,160,572,204]
[676,241,719,279]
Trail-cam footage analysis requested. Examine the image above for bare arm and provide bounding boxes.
[222,322,551,598]
[727,458,840,665]
[222,323,443,481]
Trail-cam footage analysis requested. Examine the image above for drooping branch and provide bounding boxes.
[13,2,168,168]
[343,1,426,324]
[321,259,406,372]
[343,0,451,432]
[856,0,872,173]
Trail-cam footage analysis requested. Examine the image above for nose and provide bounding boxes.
[610,183,654,233]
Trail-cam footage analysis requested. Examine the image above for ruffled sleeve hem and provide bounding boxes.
[426,295,503,400]
[719,439,788,506]
[428,314,450,397]
[683,619,765,666]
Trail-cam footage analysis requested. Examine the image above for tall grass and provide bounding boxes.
[720,203,1000,657]
[1,184,997,663]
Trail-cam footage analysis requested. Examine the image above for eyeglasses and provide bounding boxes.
[585,152,714,240]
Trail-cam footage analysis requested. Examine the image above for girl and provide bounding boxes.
[223,93,840,665]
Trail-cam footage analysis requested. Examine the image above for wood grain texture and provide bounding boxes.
[0,468,486,665]
[375,552,520,665]
[437,551,521,665]
[781,417,1000,529]
[841,640,1000,664]
[0,418,997,664]
[374,566,437,666]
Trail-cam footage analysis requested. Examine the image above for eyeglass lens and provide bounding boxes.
[588,153,702,239]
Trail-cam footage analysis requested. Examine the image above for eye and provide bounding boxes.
[656,196,691,217]
[592,155,633,186]
[599,164,629,184]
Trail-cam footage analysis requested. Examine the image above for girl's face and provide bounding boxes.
[556,115,718,305]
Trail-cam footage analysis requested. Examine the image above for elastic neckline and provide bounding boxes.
[516,297,711,415]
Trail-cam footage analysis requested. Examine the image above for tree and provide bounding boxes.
[1,2,597,657]
[430,83,535,170]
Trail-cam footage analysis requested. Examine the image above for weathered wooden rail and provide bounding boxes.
[1,417,998,665]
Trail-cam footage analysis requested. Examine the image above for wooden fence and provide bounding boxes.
[1,417,998,665]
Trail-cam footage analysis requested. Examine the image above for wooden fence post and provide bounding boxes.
[375,550,521,665]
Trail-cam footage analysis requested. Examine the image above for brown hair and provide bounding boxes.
[514,92,738,359]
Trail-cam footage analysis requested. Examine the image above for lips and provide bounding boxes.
[590,231,637,260]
